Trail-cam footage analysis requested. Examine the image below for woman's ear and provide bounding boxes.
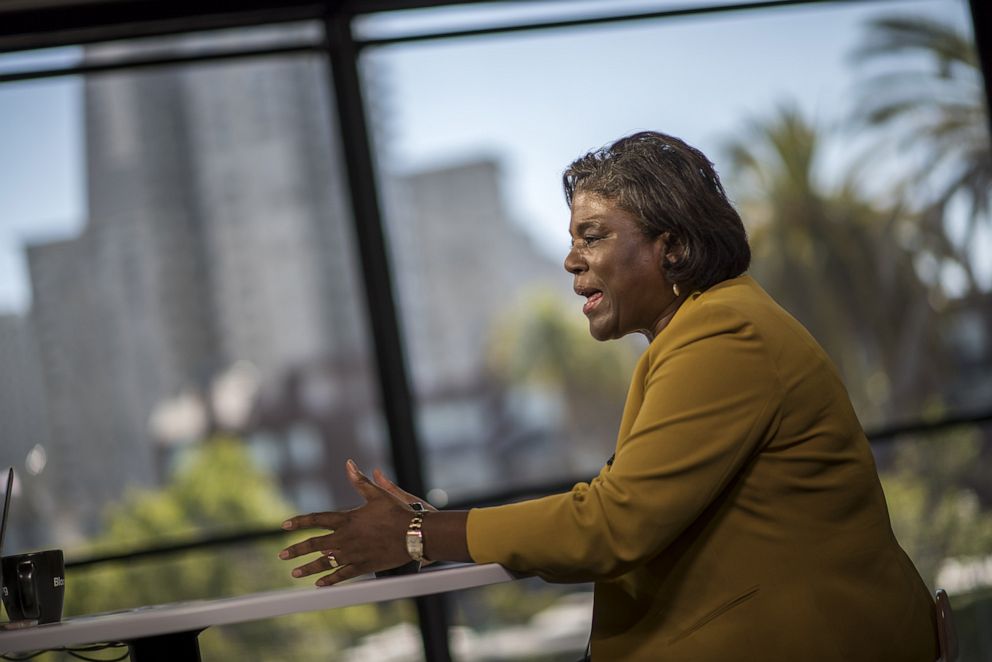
[657,232,684,266]
[653,233,670,273]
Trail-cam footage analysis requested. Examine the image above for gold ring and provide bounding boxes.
[325,552,340,569]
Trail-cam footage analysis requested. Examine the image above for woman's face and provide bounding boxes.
[564,192,675,341]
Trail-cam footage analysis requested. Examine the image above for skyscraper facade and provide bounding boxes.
[16,31,570,543]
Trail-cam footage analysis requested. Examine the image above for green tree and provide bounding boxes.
[724,104,943,424]
[849,17,992,617]
[879,426,992,588]
[727,25,992,659]
[852,14,990,294]
[59,438,410,661]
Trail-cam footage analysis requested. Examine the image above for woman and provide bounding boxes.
[280,132,937,660]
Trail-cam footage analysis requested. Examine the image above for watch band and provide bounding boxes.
[406,502,426,563]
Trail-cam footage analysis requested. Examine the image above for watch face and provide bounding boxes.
[406,530,424,561]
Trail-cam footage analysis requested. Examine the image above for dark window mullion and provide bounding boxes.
[321,8,424,498]
[322,8,452,662]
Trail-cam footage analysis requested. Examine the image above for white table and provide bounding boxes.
[0,563,521,660]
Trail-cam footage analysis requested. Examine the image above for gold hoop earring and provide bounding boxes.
[672,283,680,297]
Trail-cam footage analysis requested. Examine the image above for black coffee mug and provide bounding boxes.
[1,549,65,624]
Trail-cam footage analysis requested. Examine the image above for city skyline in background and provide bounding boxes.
[0,0,982,315]
[0,3,989,657]
[0,36,577,552]
[0,0,987,538]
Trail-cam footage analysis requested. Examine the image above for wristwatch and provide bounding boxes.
[406,502,426,563]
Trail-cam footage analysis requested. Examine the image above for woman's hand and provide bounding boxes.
[370,468,438,513]
[279,460,419,586]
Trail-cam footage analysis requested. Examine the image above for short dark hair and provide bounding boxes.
[563,131,750,293]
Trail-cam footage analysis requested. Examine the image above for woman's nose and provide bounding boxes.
[564,246,585,275]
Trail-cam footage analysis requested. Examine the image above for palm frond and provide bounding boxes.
[853,16,978,69]
[847,10,990,295]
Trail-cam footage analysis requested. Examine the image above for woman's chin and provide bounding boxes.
[586,319,615,342]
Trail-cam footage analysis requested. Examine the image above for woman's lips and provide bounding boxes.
[583,291,604,315]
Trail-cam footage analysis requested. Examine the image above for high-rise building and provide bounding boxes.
[26,49,371,538]
[20,34,568,540]
[0,313,54,549]
[390,159,568,395]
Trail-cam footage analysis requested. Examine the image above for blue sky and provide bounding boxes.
[0,0,979,312]
[368,0,975,251]
[0,76,82,310]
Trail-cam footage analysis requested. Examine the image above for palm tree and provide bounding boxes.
[724,104,945,424]
[851,14,991,296]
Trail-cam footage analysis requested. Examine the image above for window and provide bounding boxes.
[362,0,988,482]
[358,2,990,656]
[1,1,989,659]
[0,23,387,594]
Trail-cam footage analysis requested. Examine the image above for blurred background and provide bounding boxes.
[0,0,989,659]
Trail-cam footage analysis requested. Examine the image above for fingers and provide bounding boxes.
[282,461,377,533]
[286,549,370,587]
[282,511,345,532]
[346,459,385,501]
[280,533,336,560]
[291,550,348,578]
[316,561,365,587]
[372,468,409,500]
[291,553,339,579]
[373,468,438,512]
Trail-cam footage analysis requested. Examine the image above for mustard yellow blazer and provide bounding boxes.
[467,276,936,661]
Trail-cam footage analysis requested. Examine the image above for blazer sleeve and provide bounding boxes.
[466,303,783,582]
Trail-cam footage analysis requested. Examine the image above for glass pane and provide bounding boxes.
[206,599,418,662]
[49,540,418,661]
[82,22,322,66]
[876,420,992,662]
[0,23,321,78]
[354,0,773,41]
[448,579,593,661]
[362,0,988,508]
[0,28,389,576]
[0,46,82,75]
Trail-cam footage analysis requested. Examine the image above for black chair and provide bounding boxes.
[935,588,958,662]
